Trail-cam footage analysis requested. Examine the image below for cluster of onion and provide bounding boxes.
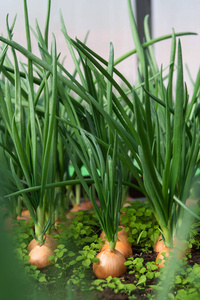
[154,235,189,268]
[28,235,58,269]
[93,226,133,278]
[66,200,100,219]
[4,209,32,231]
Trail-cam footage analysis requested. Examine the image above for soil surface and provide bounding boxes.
[95,244,200,300]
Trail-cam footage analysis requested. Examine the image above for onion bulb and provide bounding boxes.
[21,209,31,218]
[173,237,191,254]
[66,205,82,219]
[70,204,82,212]
[99,234,131,248]
[27,235,58,253]
[156,246,185,269]
[100,226,129,243]
[154,235,165,253]
[117,234,132,247]
[154,235,191,254]
[80,201,93,210]
[155,246,170,268]
[93,248,127,278]
[101,240,132,259]
[29,244,55,269]
[117,226,129,237]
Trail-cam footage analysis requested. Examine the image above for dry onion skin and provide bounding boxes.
[93,248,127,278]
[66,204,82,219]
[173,237,191,254]
[117,226,129,236]
[154,235,191,254]
[156,246,186,269]
[156,246,170,268]
[100,233,131,247]
[117,234,132,247]
[29,244,55,269]
[154,235,165,253]
[80,201,94,210]
[101,240,133,259]
[21,209,31,218]
[100,226,129,242]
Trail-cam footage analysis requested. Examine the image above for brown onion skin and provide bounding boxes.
[101,240,132,259]
[117,234,132,247]
[66,205,82,219]
[93,248,127,278]
[173,237,191,254]
[29,244,54,269]
[154,235,165,253]
[117,226,129,237]
[21,209,31,218]
[100,226,129,241]
[154,235,191,254]
[100,234,131,247]
[80,201,94,210]
[156,246,170,268]
[156,246,185,269]
[27,235,58,253]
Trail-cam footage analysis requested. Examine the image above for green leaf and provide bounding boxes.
[68,251,76,257]
[92,279,106,286]
[82,258,91,267]
[125,283,136,292]
[137,275,147,286]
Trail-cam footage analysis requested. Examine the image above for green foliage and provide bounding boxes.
[121,200,160,251]
[125,257,158,287]
[149,263,200,300]
[0,0,200,300]
[90,276,137,297]
[5,200,200,300]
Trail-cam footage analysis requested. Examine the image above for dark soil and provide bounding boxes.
[95,245,200,300]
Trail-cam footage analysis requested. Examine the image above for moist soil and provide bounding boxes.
[95,245,200,300]
[38,242,200,300]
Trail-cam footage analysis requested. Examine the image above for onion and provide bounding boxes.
[80,201,93,210]
[117,234,132,247]
[27,235,58,253]
[66,204,82,219]
[154,235,165,253]
[101,240,132,259]
[21,209,31,218]
[156,246,170,268]
[16,216,30,224]
[100,226,129,241]
[173,237,191,254]
[117,226,129,236]
[122,200,132,208]
[70,204,82,212]
[29,244,55,269]
[93,248,127,278]
[154,235,191,254]
[156,246,185,269]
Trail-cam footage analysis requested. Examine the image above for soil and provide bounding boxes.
[2,195,200,300]
[95,245,200,300]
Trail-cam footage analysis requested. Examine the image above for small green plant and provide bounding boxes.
[125,257,158,287]
[90,276,137,298]
[10,219,47,283]
[149,263,200,300]
[121,201,160,251]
